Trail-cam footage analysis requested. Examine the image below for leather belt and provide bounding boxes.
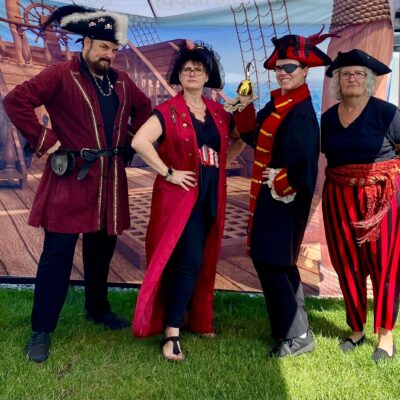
[51,146,127,180]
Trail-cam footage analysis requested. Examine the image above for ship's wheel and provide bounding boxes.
[18,0,55,39]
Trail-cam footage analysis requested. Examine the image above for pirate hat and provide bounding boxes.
[325,49,391,77]
[264,28,333,70]
[43,4,129,46]
[168,40,224,89]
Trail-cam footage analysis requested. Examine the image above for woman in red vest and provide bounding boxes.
[322,50,400,362]
[131,41,245,361]
[233,31,332,357]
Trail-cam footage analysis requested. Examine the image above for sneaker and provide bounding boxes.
[86,311,129,330]
[269,330,316,358]
[27,331,51,363]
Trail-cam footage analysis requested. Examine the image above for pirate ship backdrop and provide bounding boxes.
[0,0,396,297]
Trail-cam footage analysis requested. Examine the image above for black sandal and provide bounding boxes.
[161,336,185,361]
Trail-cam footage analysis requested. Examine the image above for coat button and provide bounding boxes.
[182,113,187,117]
[183,123,187,127]
[185,138,189,142]
[188,153,193,157]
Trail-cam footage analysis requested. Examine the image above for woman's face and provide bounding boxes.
[338,66,368,99]
[179,60,208,90]
[275,58,308,95]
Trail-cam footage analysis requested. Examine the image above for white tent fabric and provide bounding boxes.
[56,0,334,24]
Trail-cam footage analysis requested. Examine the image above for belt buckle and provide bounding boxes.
[80,148,91,159]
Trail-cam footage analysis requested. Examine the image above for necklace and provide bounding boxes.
[186,100,205,110]
[90,72,113,96]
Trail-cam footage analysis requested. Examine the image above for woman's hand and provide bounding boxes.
[262,168,270,184]
[168,169,197,191]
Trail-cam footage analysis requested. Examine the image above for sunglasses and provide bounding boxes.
[274,63,304,73]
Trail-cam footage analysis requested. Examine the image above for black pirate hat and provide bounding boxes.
[325,49,391,77]
[168,40,224,89]
[43,4,129,46]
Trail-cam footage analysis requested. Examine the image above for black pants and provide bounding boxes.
[164,203,213,328]
[253,260,309,340]
[31,229,117,332]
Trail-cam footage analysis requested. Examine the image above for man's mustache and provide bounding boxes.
[99,58,111,63]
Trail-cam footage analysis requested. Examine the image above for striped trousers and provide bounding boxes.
[322,176,400,333]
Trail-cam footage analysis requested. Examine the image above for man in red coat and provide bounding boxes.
[3,5,151,363]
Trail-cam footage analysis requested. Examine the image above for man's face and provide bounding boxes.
[83,38,119,75]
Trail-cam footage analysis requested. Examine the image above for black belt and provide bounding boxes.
[51,146,127,180]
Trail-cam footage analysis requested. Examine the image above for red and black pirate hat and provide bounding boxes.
[43,4,129,46]
[264,28,333,70]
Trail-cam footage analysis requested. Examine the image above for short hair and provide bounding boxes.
[330,67,376,101]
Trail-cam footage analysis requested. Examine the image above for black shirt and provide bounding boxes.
[80,55,119,147]
[321,97,400,167]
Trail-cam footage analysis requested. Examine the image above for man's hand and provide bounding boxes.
[45,140,61,155]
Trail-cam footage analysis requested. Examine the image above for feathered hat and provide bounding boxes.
[168,40,224,89]
[43,4,129,46]
[264,27,334,69]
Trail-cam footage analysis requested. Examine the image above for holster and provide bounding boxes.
[50,148,75,177]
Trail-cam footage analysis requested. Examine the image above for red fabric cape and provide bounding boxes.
[133,92,231,337]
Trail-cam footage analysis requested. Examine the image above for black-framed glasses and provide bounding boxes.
[339,71,367,80]
[181,67,206,76]
[274,63,303,73]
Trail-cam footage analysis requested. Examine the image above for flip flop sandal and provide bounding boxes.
[161,336,185,362]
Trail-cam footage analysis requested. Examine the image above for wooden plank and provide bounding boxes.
[214,272,245,291]
[217,259,261,292]
[0,197,37,276]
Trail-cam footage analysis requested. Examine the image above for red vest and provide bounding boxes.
[133,92,231,337]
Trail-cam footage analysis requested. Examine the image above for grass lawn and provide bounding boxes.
[0,287,399,400]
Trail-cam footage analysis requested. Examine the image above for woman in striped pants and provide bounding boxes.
[321,49,400,362]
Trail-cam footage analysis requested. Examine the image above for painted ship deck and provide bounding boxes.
[0,157,320,295]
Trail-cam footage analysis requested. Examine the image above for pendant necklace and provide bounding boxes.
[91,72,113,96]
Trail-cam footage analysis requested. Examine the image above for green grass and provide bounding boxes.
[0,288,399,400]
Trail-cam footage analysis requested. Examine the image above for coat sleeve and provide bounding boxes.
[284,109,320,195]
[126,78,152,142]
[3,64,63,157]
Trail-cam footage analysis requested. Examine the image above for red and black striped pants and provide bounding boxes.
[322,176,400,333]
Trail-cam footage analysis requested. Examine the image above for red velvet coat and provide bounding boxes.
[3,56,151,235]
[133,92,231,337]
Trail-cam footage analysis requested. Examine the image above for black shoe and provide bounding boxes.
[86,311,129,330]
[27,331,51,363]
[339,335,366,352]
[269,330,316,358]
[372,344,396,362]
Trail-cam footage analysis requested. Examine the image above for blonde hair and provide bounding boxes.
[329,67,376,101]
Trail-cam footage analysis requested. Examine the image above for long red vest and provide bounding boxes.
[133,92,231,337]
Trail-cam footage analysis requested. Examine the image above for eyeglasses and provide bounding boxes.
[339,71,367,80]
[274,63,303,73]
[181,67,206,76]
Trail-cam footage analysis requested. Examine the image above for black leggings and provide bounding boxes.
[252,260,309,340]
[31,229,117,332]
[164,203,213,328]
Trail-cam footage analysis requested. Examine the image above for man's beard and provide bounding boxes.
[87,58,111,75]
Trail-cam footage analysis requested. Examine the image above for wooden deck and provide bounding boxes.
[0,157,320,295]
